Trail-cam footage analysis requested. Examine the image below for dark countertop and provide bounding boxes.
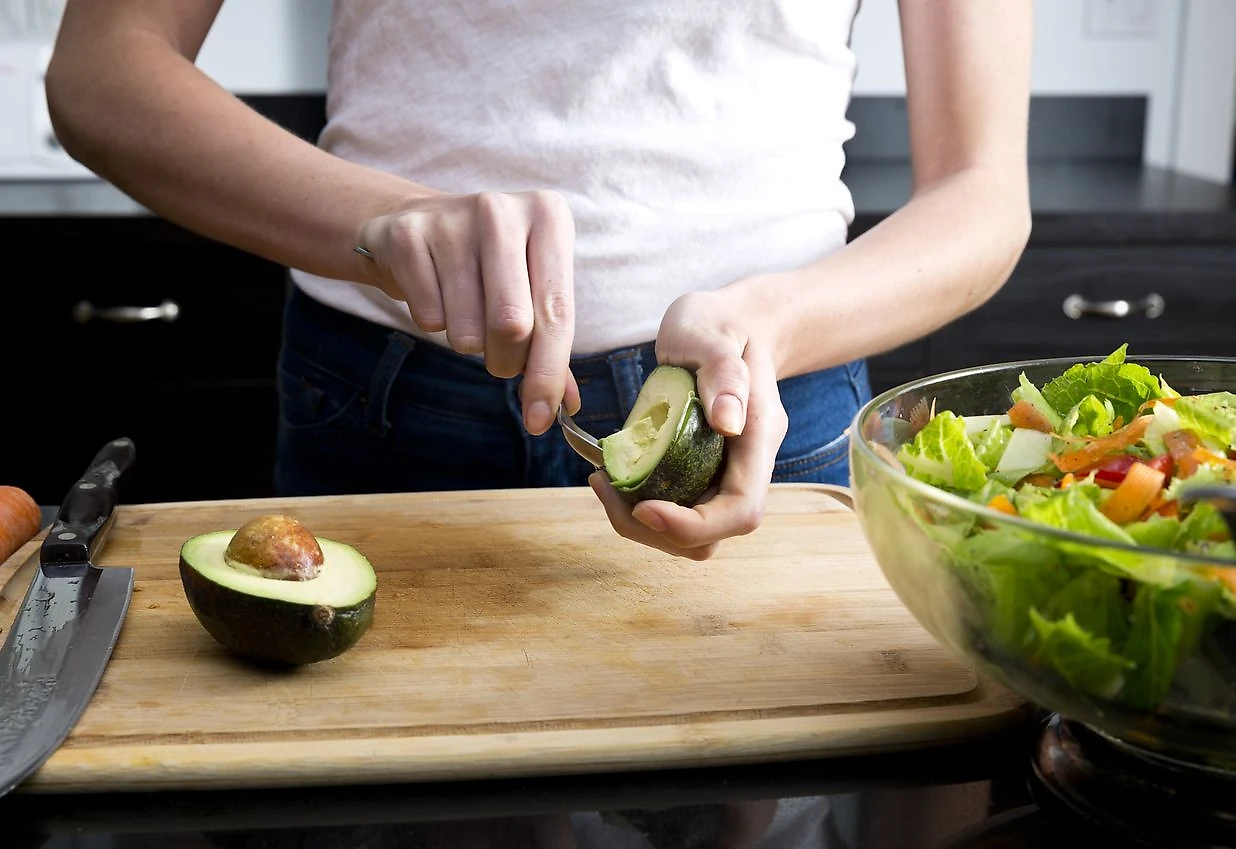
[3,160,1234,247]
[4,714,1163,849]
[845,161,1236,245]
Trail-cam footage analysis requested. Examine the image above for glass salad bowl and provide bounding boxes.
[849,349,1236,770]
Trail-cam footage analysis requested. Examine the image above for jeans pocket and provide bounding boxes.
[769,359,870,486]
[277,345,366,434]
[772,427,851,484]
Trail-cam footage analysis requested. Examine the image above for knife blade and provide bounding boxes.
[0,437,137,798]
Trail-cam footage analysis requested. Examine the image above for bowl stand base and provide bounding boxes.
[1031,714,1236,848]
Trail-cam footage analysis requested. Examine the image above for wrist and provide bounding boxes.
[727,272,796,378]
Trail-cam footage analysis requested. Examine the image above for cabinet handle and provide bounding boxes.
[1062,293,1164,320]
[72,299,181,324]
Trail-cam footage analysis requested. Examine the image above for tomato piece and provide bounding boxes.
[1145,453,1174,477]
[1076,453,1173,485]
[1076,454,1136,485]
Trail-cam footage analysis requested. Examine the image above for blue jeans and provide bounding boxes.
[274,283,871,496]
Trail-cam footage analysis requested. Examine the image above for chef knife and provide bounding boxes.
[0,437,137,798]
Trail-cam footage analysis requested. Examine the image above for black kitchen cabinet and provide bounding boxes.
[866,243,1236,394]
[3,158,1233,504]
[1,216,288,506]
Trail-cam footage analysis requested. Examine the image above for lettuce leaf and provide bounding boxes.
[1119,581,1217,710]
[1028,609,1134,699]
[897,411,989,492]
[949,529,1070,649]
[1039,344,1163,424]
[1178,500,1232,547]
[1014,485,1182,585]
[1164,463,1232,502]
[1041,570,1131,646]
[970,421,1014,469]
[1126,513,1185,551]
[1173,392,1236,451]
[1060,394,1116,438]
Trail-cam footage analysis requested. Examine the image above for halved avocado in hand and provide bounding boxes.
[600,365,726,507]
[179,515,377,666]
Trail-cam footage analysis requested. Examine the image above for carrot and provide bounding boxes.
[0,485,42,565]
[1100,461,1166,525]
[1007,400,1055,433]
[1050,415,1153,473]
[1155,500,1180,518]
[1202,567,1236,595]
[987,494,1018,515]
[1193,447,1236,474]
[1136,492,1178,523]
[1137,396,1178,415]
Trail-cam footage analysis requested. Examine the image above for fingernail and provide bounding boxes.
[527,400,553,435]
[713,393,744,436]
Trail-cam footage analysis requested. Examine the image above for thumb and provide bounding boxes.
[693,350,750,437]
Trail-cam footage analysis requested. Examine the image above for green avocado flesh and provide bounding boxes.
[600,364,725,507]
[179,530,377,666]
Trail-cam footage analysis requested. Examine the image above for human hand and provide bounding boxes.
[357,190,579,435]
[589,288,788,560]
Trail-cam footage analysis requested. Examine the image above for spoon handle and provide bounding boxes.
[1178,484,1236,540]
[556,405,604,469]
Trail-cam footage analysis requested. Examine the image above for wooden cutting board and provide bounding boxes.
[0,483,1027,794]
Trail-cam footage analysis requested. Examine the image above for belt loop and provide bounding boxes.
[365,332,416,437]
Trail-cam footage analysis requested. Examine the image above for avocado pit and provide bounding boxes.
[224,514,324,581]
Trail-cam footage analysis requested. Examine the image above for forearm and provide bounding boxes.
[753,165,1031,379]
[46,28,428,285]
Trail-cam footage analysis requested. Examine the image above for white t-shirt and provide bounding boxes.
[291,0,861,356]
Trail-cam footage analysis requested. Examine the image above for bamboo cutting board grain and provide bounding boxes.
[0,483,1027,794]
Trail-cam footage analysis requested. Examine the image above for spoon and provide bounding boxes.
[555,404,858,512]
[556,405,604,469]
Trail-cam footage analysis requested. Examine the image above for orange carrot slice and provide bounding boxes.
[1007,400,1055,433]
[987,494,1018,515]
[1193,447,1236,474]
[1100,461,1166,525]
[1050,415,1153,474]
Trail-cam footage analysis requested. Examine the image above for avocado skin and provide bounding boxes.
[613,396,725,507]
[179,559,375,666]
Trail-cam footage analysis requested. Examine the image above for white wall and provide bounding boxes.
[197,0,332,93]
[5,0,1230,181]
[850,0,1235,182]
[1170,0,1236,183]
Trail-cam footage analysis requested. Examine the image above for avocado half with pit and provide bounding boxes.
[179,515,377,666]
[600,365,726,506]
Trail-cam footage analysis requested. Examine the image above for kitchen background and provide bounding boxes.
[0,0,1234,505]
[2,0,1234,181]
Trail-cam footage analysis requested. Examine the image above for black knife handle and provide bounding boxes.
[42,437,137,566]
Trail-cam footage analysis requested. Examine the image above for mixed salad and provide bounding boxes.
[892,344,1236,712]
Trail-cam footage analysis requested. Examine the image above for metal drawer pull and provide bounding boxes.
[1062,293,1164,320]
[72,299,181,324]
